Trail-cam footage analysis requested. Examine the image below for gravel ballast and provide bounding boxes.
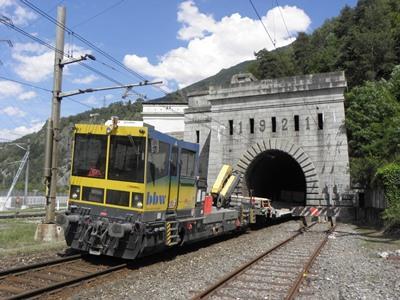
[68,220,301,300]
[0,250,64,271]
[298,223,400,300]
[2,220,398,299]
[68,221,399,300]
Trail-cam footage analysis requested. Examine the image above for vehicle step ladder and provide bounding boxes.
[165,211,177,221]
[165,221,180,246]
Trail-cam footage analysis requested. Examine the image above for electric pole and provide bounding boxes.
[38,6,161,235]
[44,6,66,224]
[24,142,30,208]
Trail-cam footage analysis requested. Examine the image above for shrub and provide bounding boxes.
[376,163,400,224]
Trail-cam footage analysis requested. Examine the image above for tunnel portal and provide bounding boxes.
[245,150,306,206]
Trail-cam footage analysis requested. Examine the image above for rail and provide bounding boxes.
[0,254,127,299]
[193,222,334,299]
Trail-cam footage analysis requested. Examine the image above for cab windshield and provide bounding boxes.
[72,134,107,178]
[108,135,146,183]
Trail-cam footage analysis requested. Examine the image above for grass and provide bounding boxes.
[0,207,66,215]
[0,208,43,214]
[0,218,66,257]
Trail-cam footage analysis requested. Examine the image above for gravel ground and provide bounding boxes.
[0,249,64,271]
[65,221,400,300]
[67,220,301,300]
[2,220,398,300]
[298,223,400,300]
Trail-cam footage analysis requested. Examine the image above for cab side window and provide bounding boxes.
[180,149,196,178]
[147,139,170,183]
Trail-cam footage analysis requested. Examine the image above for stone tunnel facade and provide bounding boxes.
[184,71,351,207]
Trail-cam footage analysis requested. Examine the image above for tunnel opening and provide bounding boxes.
[245,150,306,207]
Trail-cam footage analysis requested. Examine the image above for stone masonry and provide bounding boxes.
[184,71,351,206]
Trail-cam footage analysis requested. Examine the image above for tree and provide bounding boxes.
[345,67,400,186]
[254,47,298,79]
[252,0,400,87]
[293,32,312,74]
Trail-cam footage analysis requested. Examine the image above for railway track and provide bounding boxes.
[0,254,127,299]
[193,222,335,299]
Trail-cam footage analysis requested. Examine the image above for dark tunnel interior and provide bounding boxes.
[245,150,306,206]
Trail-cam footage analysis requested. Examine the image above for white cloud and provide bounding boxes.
[0,0,37,26]
[12,44,55,82]
[83,95,98,105]
[1,106,26,117]
[0,80,37,102]
[104,94,114,101]
[0,80,37,101]
[12,42,91,83]
[123,1,311,89]
[18,90,37,100]
[0,81,23,98]
[72,74,98,84]
[177,0,215,40]
[0,121,44,141]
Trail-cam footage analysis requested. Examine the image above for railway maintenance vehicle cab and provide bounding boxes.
[57,117,253,259]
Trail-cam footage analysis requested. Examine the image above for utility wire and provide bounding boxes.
[20,0,170,95]
[66,97,96,110]
[0,17,61,54]
[0,22,141,116]
[0,19,143,98]
[72,0,126,28]
[11,1,237,133]
[22,0,65,28]
[79,62,123,86]
[0,75,51,92]
[275,0,291,38]
[0,26,143,111]
[248,0,276,49]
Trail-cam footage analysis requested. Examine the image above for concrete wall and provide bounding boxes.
[185,72,352,207]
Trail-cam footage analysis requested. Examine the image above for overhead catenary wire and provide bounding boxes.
[66,97,96,110]
[0,24,136,125]
[248,0,276,49]
[3,4,157,99]
[20,0,170,95]
[0,19,146,100]
[275,0,291,39]
[71,0,127,28]
[79,62,144,98]
[8,1,251,141]
[0,75,51,131]
[0,75,52,92]
[21,0,65,28]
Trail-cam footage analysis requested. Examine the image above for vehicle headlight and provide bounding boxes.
[132,193,143,208]
[69,185,81,200]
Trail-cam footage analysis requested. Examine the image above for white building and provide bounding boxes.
[141,101,188,139]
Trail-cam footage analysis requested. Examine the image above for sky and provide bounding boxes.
[0,0,358,141]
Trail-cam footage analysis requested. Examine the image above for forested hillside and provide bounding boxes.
[1,0,399,222]
[0,100,142,192]
[251,0,400,88]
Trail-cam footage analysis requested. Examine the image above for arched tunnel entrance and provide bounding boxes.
[245,150,306,206]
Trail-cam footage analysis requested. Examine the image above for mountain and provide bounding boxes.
[149,60,254,103]
[2,0,400,193]
[0,59,254,192]
[252,0,400,88]
[0,100,143,192]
